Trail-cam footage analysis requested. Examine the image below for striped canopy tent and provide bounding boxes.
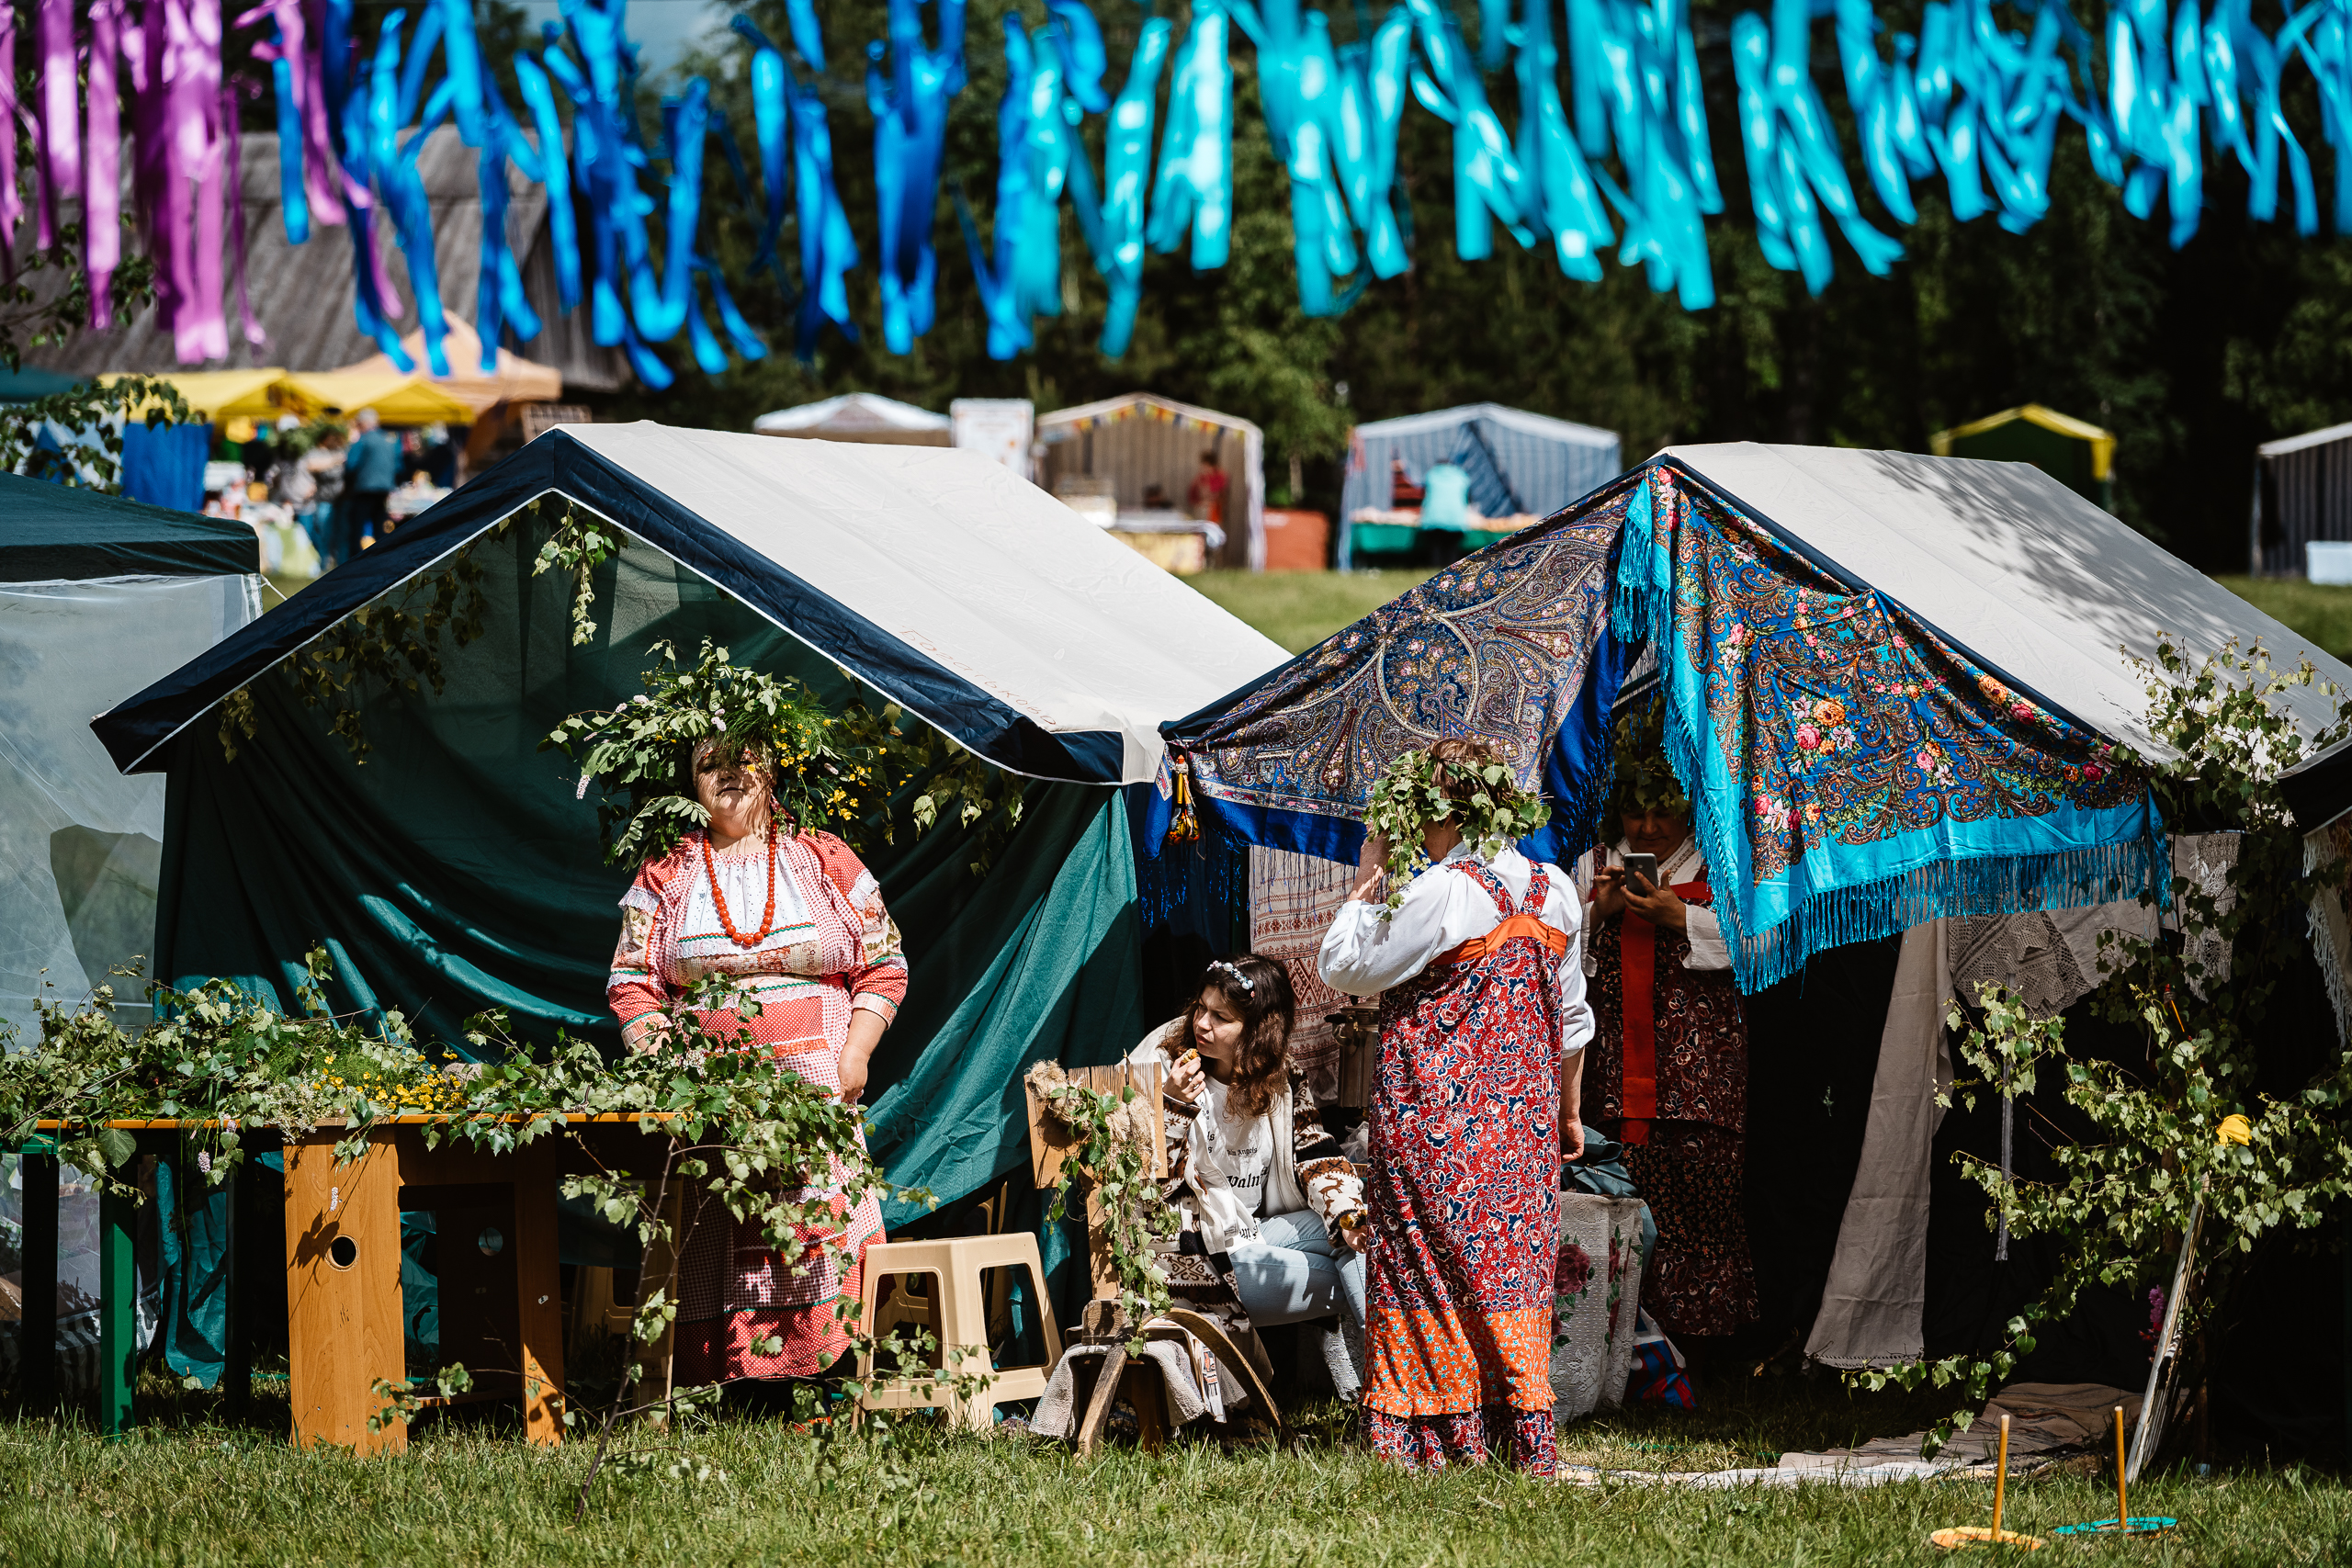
[1338,403,1622,567]
[1035,392,1266,569]
[2249,419,2352,579]
[1929,404,2117,513]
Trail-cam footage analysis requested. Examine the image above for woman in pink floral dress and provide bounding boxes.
[606,740,908,1382]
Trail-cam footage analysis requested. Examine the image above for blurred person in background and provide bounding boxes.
[345,408,403,553]
[301,427,349,567]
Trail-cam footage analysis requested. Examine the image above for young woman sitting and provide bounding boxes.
[1129,954,1369,1398]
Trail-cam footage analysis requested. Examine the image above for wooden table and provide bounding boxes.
[10,1116,673,1452]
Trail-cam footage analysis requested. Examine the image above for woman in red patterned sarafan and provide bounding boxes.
[1318,738,1594,1474]
[606,739,908,1384]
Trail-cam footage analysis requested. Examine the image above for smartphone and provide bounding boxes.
[1621,852,1659,895]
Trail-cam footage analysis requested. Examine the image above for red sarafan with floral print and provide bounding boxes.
[609,827,907,1382]
[1363,861,1563,1476]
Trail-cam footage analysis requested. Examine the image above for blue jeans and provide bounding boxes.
[1225,1209,1366,1331]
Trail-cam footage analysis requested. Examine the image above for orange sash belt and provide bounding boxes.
[1435,911,1570,969]
[1619,879,1710,1147]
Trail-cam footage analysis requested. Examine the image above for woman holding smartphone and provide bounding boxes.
[1577,697,1758,1349]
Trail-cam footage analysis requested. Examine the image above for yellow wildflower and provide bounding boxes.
[2216,1113,2253,1147]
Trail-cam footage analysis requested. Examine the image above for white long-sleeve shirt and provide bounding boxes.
[1572,836,1732,972]
[1316,842,1595,1059]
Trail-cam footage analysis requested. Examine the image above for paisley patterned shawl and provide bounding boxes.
[1161,491,1634,861]
[1615,462,2164,991]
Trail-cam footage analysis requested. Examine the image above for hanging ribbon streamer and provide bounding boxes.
[32,0,2352,374]
[1405,0,1532,262]
[869,0,967,355]
[1070,15,1172,356]
[85,2,127,328]
[1574,0,1718,309]
[1516,0,1614,280]
[1147,0,1237,269]
[1332,6,1412,279]
[1734,0,1904,296]
[1248,0,1366,315]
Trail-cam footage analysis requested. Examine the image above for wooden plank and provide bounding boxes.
[283,1130,405,1454]
[1024,1063,1165,1190]
[635,1179,684,1422]
[511,1143,568,1446]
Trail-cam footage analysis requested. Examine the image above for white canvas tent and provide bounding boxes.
[0,478,262,1038]
[752,392,953,446]
[96,423,1288,788]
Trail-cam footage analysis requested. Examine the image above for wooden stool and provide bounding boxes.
[855,1234,1063,1432]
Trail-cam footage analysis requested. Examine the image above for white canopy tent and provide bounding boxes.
[1,479,262,1038]
[96,423,1288,789]
[752,392,953,446]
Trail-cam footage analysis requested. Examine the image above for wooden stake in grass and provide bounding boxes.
[1991,1414,2010,1540]
[1928,1414,2046,1551]
[2114,1404,2129,1530]
[2052,1402,2178,1537]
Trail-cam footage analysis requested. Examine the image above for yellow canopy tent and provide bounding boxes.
[1929,404,2117,511]
[277,370,474,426]
[330,317,562,417]
[103,368,295,423]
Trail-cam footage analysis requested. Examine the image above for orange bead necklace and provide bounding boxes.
[702,824,779,947]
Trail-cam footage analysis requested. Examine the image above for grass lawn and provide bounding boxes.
[1185,569,1438,653]
[1189,570,2352,671]
[1,1378,2343,1566]
[2214,575,2352,662]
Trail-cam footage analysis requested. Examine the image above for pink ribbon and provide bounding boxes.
[86,3,125,329]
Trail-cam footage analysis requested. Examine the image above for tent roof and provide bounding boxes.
[1038,391,1260,435]
[2259,419,2352,459]
[333,316,563,416]
[0,472,260,581]
[92,423,1287,781]
[1347,401,1619,451]
[1663,444,2352,761]
[752,393,952,443]
[1929,404,2116,479]
[277,368,477,426]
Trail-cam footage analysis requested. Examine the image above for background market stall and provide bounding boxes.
[1337,403,1621,568]
[1929,404,2117,513]
[1036,393,1266,572]
[2250,419,2352,580]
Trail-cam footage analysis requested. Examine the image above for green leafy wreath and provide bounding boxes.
[1361,746,1551,916]
[542,638,890,866]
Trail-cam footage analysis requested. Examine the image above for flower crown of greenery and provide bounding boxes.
[543,638,884,866]
[1611,693,1690,818]
[1361,744,1551,916]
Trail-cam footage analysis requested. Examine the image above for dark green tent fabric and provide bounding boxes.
[153,520,1142,1208]
[0,471,257,581]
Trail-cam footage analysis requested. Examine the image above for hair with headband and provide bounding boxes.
[1181,953,1295,1121]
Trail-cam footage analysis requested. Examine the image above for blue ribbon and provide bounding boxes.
[868,2,966,355]
[1405,0,1532,262]
[1332,6,1412,279]
[1148,0,1237,269]
[1091,17,1174,355]
[1516,0,1614,278]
